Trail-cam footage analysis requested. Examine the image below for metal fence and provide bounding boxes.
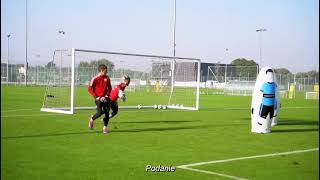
[1,62,319,92]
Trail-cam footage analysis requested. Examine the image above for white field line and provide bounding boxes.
[177,148,319,168]
[1,114,63,118]
[0,109,187,117]
[1,106,317,114]
[179,167,248,180]
[219,107,318,110]
[1,106,318,118]
[178,148,319,180]
[1,108,36,112]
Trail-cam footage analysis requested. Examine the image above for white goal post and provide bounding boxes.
[40,48,201,114]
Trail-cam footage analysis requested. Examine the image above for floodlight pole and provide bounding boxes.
[256,29,267,69]
[7,34,11,85]
[173,0,176,58]
[225,48,228,84]
[25,0,28,86]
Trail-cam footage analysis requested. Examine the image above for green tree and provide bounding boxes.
[296,71,319,78]
[79,58,114,72]
[230,58,258,79]
[231,58,257,66]
[274,68,292,75]
[45,61,56,69]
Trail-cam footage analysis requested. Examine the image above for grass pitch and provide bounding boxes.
[1,86,319,180]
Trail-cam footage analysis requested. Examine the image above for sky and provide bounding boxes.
[1,0,319,73]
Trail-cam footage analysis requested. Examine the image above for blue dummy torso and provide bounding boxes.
[261,82,276,106]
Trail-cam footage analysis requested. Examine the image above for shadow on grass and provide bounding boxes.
[239,118,319,126]
[113,120,201,124]
[277,120,319,126]
[200,107,249,112]
[272,128,319,133]
[1,123,247,140]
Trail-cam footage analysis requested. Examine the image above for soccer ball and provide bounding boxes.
[162,105,167,109]
[158,104,162,109]
[153,104,158,109]
[138,104,142,109]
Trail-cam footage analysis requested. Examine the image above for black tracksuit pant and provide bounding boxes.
[92,100,110,127]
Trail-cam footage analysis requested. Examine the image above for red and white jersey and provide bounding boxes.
[109,83,127,102]
[88,74,112,98]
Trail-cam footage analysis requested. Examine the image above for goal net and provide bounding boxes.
[204,65,259,96]
[40,48,201,114]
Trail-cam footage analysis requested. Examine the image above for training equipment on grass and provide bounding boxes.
[251,66,280,133]
[305,83,319,100]
[40,48,201,114]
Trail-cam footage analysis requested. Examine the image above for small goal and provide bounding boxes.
[305,92,319,100]
[40,48,201,114]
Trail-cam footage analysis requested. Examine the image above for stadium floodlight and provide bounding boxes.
[256,28,267,69]
[40,48,201,114]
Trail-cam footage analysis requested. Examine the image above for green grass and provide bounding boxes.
[1,86,319,180]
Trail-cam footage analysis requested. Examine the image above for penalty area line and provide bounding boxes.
[179,166,248,180]
[177,148,319,179]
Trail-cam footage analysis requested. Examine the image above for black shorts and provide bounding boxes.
[259,104,274,119]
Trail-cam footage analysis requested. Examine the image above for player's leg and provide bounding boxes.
[93,100,104,120]
[259,104,269,119]
[270,105,275,118]
[89,100,103,129]
[102,102,111,134]
[109,101,119,119]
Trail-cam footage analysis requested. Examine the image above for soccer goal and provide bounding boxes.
[40,48,201,114]
[305,92,319,100]
[205,65,259,96]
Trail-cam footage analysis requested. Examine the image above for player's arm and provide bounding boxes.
[88,78,98,99]
[106,77,112,97]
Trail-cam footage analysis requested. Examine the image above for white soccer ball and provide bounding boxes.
[138,104,142,109]
[158,104,162,109]
[153,104,158,109]
[162,105,167,109]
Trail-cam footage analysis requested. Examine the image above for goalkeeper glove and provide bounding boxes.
[96,97,107,103]
[121,94,126,102]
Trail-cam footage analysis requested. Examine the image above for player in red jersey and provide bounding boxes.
[88,64,112,134]
[108,75,131,119]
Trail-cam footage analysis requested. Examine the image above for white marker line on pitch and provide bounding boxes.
[1,108,36,112]
[1,114,63,118]
[179,166,248,180]
[178,148,319,168]
[219,107,317,110]
[177,148,318,179]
